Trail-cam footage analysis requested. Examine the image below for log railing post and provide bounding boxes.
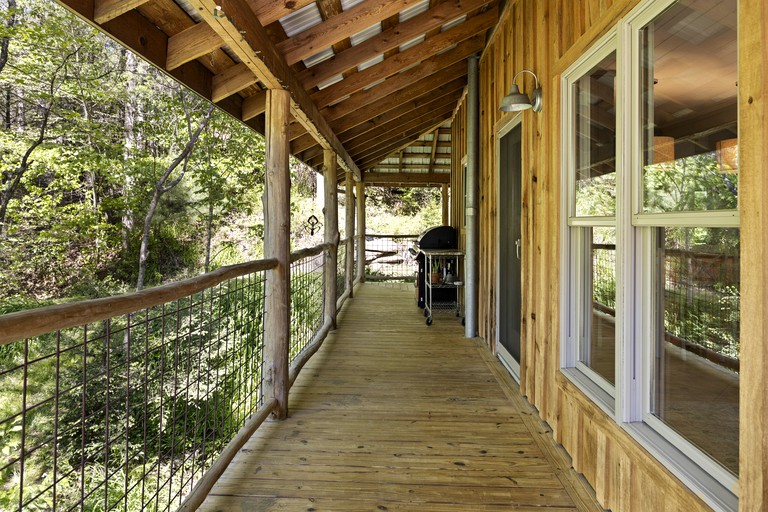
[263,88,291,419]
[356,181,366,283]
[345,171,355,297]
[323,149,339,328]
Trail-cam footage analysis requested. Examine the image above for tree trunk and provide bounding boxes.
[135,100,214,291]
[121,50,139,252]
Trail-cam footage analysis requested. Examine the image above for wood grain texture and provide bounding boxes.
[449,0,731,510]
[263,88,292,419]
[323,149,339,327]
[94,0,149,23]
[211,63,258,103]
[738,0,767,510]
[198,285,602,511]
[297,0,495,89]
[166,23,223,70]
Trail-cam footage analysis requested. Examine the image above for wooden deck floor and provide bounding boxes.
[199,284,603,511]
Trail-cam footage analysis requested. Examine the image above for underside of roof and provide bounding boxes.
[59,0,498,184]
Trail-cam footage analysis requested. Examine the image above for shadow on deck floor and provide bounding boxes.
[199,284,604,511]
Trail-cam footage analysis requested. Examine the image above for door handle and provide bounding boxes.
[515,239,521,260]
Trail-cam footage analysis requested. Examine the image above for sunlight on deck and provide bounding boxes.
[199,284,602,511]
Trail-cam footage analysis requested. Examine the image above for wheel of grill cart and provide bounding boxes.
[426,316,433,326]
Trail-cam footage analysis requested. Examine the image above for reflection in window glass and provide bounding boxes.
[574,52,616,217]
[651,227,739,475]
[640,0,738,213]
[579,227,616,385]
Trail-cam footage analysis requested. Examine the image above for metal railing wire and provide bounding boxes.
[364,235,418,282]
[289,247,325,361]
[336,239,347,301]
[0,260,275,512]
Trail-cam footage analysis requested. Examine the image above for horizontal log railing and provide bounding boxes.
[0,241,355,512]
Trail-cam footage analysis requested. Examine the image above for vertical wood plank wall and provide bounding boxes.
[448,0,765,509]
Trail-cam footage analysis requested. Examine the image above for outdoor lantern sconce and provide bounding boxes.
[500,69,543,113]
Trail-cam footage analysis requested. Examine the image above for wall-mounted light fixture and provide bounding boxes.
[499,69,543,113]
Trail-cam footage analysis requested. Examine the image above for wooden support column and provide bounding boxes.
[263,88,291,420]
[441,184,449,225]
[323,149,339,327]
[356,181,366,283]
[345,171,355,298]
[739,0,767,508]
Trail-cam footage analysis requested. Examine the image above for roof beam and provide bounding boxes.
[196,0,360,179]
[428,128,439,172]
[321,39,481,121]
[372,163,451,170]
[212,63,259,103]
[338,85,464,141]
[298,0,494,89]
[364,172,450,185]
[248,0,317,27]
[293,74,464,155]
[346,104,456,155]
[311,9,496,109]
[242,91,267,121]
[94,0,150,24]
[166,23,224,70]
[357,120,451,170]
[277,0,420,65]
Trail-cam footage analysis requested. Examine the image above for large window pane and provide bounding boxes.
[574,52,616,217]
[640,0,738,213]
[579,227,616,385]
[651,227,739,475]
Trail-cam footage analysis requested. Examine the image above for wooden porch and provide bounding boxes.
[199,284,602,511]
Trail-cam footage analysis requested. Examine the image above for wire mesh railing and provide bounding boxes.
[591,244,739,368]
[337,239,347,300]
[0,261,273,512]
[364,235,419,282]
[289,249,325,361]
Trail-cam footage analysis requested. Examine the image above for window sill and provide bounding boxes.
[561,367,615,418]
[622,422,738,512]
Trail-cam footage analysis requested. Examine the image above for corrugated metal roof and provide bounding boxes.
[399,35,425,52]
[316,74,344,89]
[303,47,335,68]
[399,0,430,22]
[280,3,323,37]
[350,23,382,45]
[441,14,467,32]
[358,54,384,71]
[341,0,367,10]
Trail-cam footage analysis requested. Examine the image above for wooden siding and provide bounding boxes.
[199,284,602,511]
[447,0,766,510]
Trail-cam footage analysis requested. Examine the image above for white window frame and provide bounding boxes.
[561,0,740,510]
[560,28,620,416]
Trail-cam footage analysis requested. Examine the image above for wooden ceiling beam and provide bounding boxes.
[428,128,439,172]
[212,63,259,103]
[357,120,451,170]
[321,39,479,122]
[277,0,418,65]
[372,163,451,170]
[311,8,495,109]
[242,91,267,121]
[247,0,317,27]
[298,0,495,89]
[345,104,456,154]
[329,69,466,128]
[292,74,464,155]
[94,0,150,24]
[196,0,360,179]
[166,23,224,70]
[337,85,464,141]
[364,172,450,184]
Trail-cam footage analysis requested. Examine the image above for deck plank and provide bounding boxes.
[199,284,603,511]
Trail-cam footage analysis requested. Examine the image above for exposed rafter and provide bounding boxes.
[364,172,450,185]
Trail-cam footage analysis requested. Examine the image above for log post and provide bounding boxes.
[323,149,339,328]
[345,171,355,297]
[263,88,291,419]
[441,184,449,225]
[356,181,366,283]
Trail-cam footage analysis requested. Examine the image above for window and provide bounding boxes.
[561,31,619,410]
[561,0,739,509]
